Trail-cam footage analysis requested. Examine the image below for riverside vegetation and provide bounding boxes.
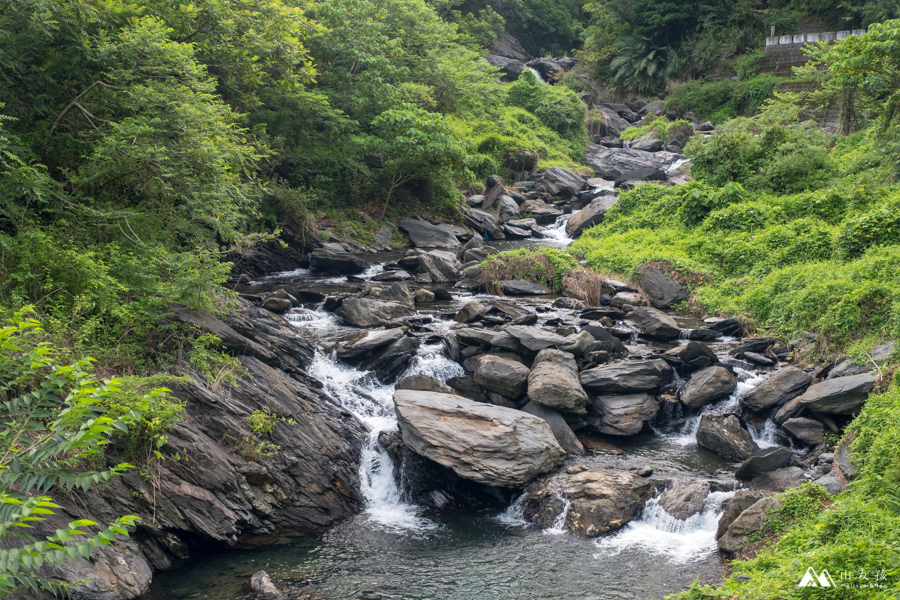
[2,0,900,598]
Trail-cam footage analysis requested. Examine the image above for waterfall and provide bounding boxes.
[528,67,546,83]
[543,494,571,535]
[541,214,574,246]
[594,491,734,564]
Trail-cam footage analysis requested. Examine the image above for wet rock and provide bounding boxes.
[740,367,812,412]
[835,435,857,480]
[716,490,772,539]
[446,375,489,403]
[665,341,719,372]
[782,417,825,446]
[797,374,877,414]
[520,401,585,454]
[334,298,415,328]
[696,414,759,460]
[309,246,368,274]
[627,306,681,339]
[522,469,654,536]
[456,328,520,352]
[500,279,551,295]
[582,145,681,181]
[474,356,530,399]
[636,268,686,310]
[580,326,628,356]
[414,289,435,303]
[418,250,461,283]
[593,107,632,137]
[505,325,572,354]
[262,297,293,314]
[455,265,485,291]
[335,328,405,361]
[490,33,530,62]
[750,466,804,492]
[580,359,673,394]
[463,208,506,239]
[630,138,664,152]
[541,166,585,197]
[587,393,659,436]
[610,291,644,308]
[772,395,805,426]
[397,374,453,394]
[565,196,618,238]
[363,282,414,305]
[735,447,794,480]
[553,297,588,310]
[485,53,526,80]
[744,351,775,366]
[658,480,710,520]
[520,199,564,225]
[358,336,420,383]
[559,330,596,357]
[398,219,460,248]
[527,349,588,413]
[526,57,565,83]
[454,300,486,323]
[718,497,783,555]
[372,269,412,282]
[250,571,281,599]
[394,390,564,487]
[679,366,737,409]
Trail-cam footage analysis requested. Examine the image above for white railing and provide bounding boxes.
[765,29,867,46]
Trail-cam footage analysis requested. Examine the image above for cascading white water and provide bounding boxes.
[541,214,574,246]
[528,67,546,83]
[749,419,779,448]
[543,495,571,535]
[494,494,529,527]
[594,491,734,564]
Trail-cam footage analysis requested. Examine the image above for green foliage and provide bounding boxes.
[620,116,693,143]
[666,76,780,124]
[677,181,746,225]
[0,310,156,596]
[248,410,278,435]
[188,334,246,391]
[836,198,900,259]
[749,483,831,543]
[481,247,578,294]
[609,36,680,94]
[507,71,588,147]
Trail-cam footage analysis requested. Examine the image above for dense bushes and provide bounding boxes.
[665,76,780,124]
[506,70,588,153]
[481,247,578,294]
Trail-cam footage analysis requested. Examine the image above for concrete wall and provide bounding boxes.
[761,30,866,76]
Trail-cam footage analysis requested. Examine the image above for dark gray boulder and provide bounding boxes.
[580,359,673,394]
[782,417,825,446]
[541,167,585,196]
[456,328,520,352]
[628,306,681,339]
[734,447,794,480]
[658,480,710,520]
[500,279,551,296]
[587,393,659,436]
[679,366,737,409]
[489,34,530,62]
[398,219,460,248]
[583,145,682,181]
[717,497,782,555]
[454,300,487,323]
[665,341,719,372]
[797,374,877,414]
[334,298,415,328]
[485,53,526,80]
[418,250,461,283]
[455,265,485,291]
[696,413,759,460]
[630,138,664,152]
[565,196,618,238]
[740,367,812,412]
[636,268,687,309]
[474,355,530,399]
[335,328,405,361]
[463,208,506,240]
[505,325,571,354]
[309,246,368,274]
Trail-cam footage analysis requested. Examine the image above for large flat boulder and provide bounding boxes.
[398,219,460,248]
[527,349,588,413]
[500,279,551,296]
[484,53,526,80]
[583,145,681,181]
[334,298,415,328]
[540,167,585,196]
[580,359,673,394]
[522,469,654,536]
[455,328,520,352]
[505,325,571,354]
[734,447,794,480]
[394,390,565,487]
[309,246,368,274]
[628,306,681,339]
[335,328,405,361]
[679,366,737,409]
[587,393,659,436]
[782,417,825,446]
[565,196,618,238]
[741,367,812,412]
[489,33,530,62]
[797,374,877,414]
[696,413,759,460]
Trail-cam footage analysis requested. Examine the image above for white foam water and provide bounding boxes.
[528,67,546,83]
[541,214,574,246]
[543,495,571,535]
[285,307,340,333]
[594,490,734,564]
[308,352,436,532]
[494,494,529,528]
[749,419,779,449]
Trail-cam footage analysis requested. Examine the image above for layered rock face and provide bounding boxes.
[26,303,368,600]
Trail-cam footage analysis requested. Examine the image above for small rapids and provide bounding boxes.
[594,491,734,564]
[539,213,574,245]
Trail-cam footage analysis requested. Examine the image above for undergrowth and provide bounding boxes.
[480,247,578,295]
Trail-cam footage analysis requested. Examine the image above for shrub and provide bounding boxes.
[836,199,900,259]
[666,76,779,124]
[702,202,779,233]
[506,70,588,146]
[481,248,578,294]
[188,333,246,391]
[620,116,694,143]
[677,181,747,225]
